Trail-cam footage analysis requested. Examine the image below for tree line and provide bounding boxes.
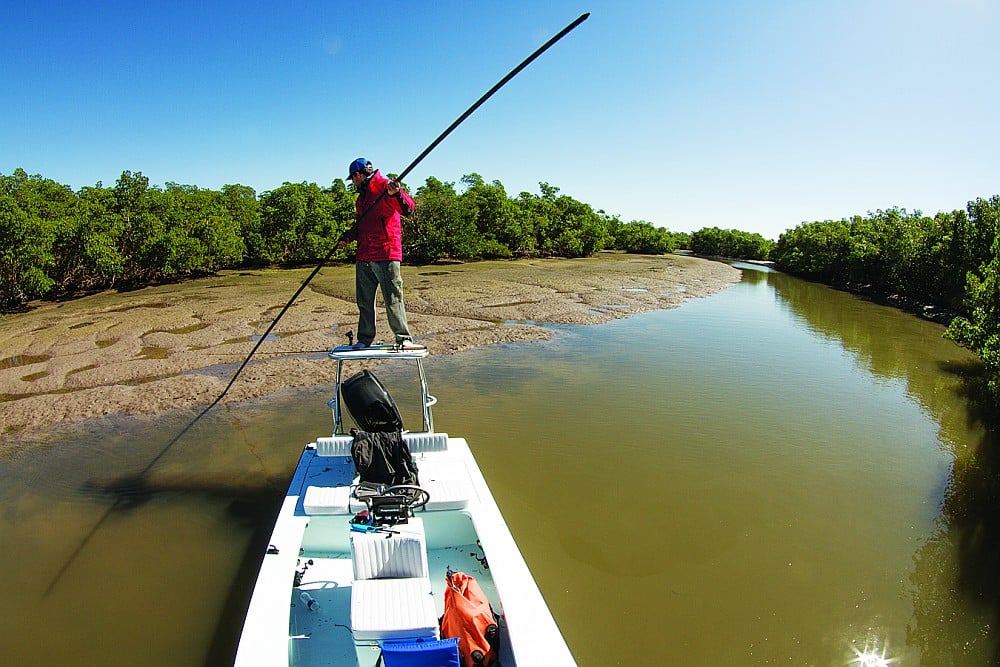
[688,227,774,260]
[771,202,998,314]
[770,197,1000,411]
[631,197,1000,411]
[3,167,997,409]
[1,168,689,311]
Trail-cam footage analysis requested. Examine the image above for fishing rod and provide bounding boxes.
[44,12,590,596]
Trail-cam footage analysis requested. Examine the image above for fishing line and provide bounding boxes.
[44,11,590,596]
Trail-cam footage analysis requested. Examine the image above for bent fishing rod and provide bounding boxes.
[44,11,590,596]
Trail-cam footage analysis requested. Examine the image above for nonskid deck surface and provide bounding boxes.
[289,511,512,667]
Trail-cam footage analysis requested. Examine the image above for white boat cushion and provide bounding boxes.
[314,435,354,457]
[351,517,428,580]
[350,577,439,641]
[413,459,475,510]
[315,432,449,457]
[302,485,354,516]
[402,432,449,453]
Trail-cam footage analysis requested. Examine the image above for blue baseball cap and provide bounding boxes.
[348,158,371,177]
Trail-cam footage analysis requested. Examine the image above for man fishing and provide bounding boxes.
[338,158,421,350]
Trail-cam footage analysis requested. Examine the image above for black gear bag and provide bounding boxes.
[350,429,419,487]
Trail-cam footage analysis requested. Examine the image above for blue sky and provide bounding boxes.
[3,0,998,240]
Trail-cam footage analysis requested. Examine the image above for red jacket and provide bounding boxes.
[343,170,414,262]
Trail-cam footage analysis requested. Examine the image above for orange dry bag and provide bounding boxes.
[440,570,500,667]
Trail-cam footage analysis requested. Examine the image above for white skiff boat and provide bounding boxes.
[233,346,575,666]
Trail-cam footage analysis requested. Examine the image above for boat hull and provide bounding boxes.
[233,433,575,666]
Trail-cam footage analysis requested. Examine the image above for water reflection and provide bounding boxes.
[743,263,1000,664]
[910,407,1000,663]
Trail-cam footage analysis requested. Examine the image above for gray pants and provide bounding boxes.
[355,260,411,345]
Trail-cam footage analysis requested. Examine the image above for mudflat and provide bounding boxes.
[0,253,739,447]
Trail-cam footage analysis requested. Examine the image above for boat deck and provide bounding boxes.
[289,514,512,666]
[236,428,576,666]
[240,432,518,666]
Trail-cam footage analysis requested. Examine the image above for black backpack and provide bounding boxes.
[350,428,419,487]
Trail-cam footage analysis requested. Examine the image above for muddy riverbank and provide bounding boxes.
[0,252,739,449]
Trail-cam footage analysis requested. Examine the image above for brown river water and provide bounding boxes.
[1,263,996,665]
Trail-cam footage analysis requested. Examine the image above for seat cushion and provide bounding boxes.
[302,485,353,515]
[351,518,427,580]
[413,459,476,510]
[351,578,439,641]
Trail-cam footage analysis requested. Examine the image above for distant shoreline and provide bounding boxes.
[0,252,740,449]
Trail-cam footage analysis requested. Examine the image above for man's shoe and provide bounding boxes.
[351,341,368,350]
[398,340,425,350]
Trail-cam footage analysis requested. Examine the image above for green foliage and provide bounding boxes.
[257,181,351,265]
[0,169,65,307]
[69,184,123,288]
[689,227,774,260]
[945,199,1000,408]
[160,183,246,274]
[514,189,557,254]
[513,182,608,258]
[0,168,267,302]
[112,170,164,283]
[0,192,55,309]
[773,197,1000,407]
[405,177,478,262]
[0,166,635,310]
[460,174,521,257]
[771,220,853,280]
[772,202,998,309]
[605,218,679,255]
[405,176,609,261]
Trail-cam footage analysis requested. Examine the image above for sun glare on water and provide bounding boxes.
[849,641,895,667]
